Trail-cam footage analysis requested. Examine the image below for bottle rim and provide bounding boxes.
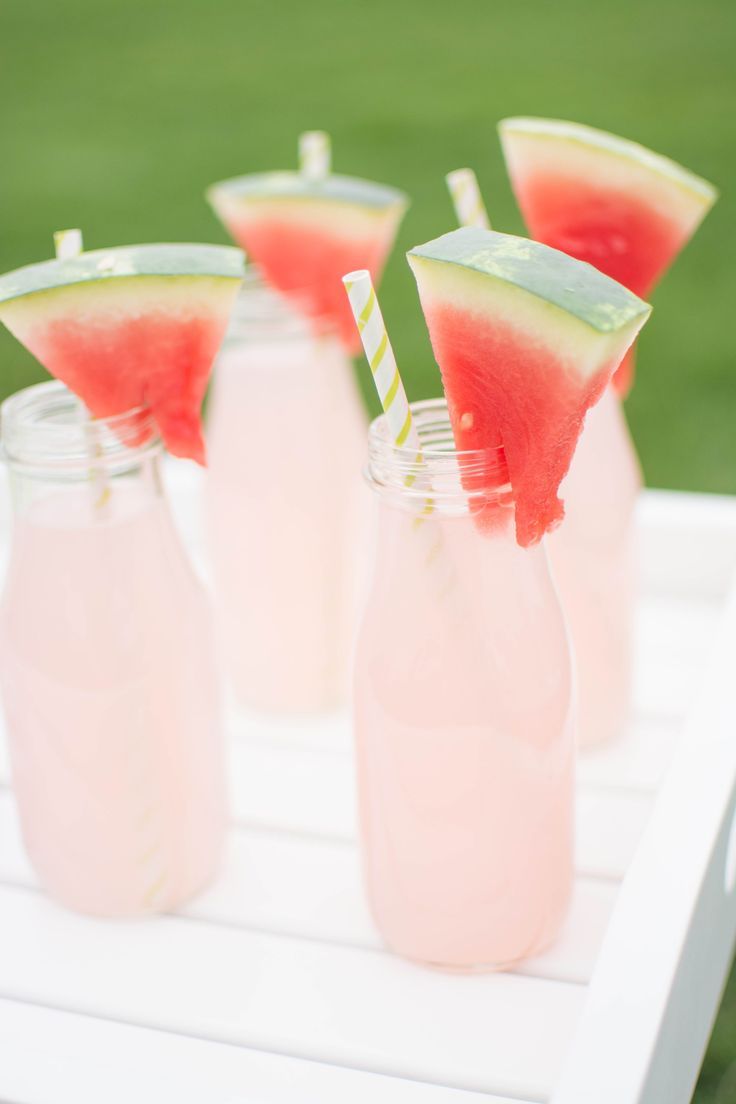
[224,265,341,345]
[366,398,512,515]
[1,380,161,476]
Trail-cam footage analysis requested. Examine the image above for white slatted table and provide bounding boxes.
[1,463,736,1104]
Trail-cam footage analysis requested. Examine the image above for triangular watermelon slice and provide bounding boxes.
[207,172,407,350]
[498,117,717,393]
[407,228,652,547]
[0,244,244,463]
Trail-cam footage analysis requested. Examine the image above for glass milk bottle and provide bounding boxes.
[355,399,575,970]
[548,387,641,746]
[206,272,367,713]
[0,381,226,917]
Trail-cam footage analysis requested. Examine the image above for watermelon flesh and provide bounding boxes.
[9,302,229,463]
[509,174,685,296]
[0,246,244,463]
[408,229,652,547]
[219,216,397,350]
[499,118,717,394]
[208,174,407,352]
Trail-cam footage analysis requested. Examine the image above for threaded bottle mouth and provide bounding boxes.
[1,380,160,477]
[366,397,512,516]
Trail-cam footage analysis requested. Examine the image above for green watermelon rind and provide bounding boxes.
[207,172,408,211]
[499,117,718,205]
[0,244,245,309]
[408,228,652,335]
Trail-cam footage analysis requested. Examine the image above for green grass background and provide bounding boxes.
[2,0,735,1097]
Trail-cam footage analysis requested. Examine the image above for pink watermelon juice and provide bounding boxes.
[355,401,574,969]
[0,383,226,916]
[548,388,641,744]
[206,277,368,712]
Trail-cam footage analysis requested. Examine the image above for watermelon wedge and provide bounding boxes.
[407,228,652,547]
[207,173,407,349]
[0,244,244,463]
[498,117,717,393]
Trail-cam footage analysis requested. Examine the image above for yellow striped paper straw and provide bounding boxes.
[343,272,453,578]
[299,131,331,181]
[54,228,83,259]
[342,269,421,453]
[53,228,111,510]
[446,168,491,230]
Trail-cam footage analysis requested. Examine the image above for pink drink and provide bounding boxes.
[548,387,641,746]
[206,279,367,712]
[0,384,226,916]
[354,401,574,969]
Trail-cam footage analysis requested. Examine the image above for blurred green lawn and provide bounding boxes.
[2,1,735,1098]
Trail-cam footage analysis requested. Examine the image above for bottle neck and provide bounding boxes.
[366,398,512,520]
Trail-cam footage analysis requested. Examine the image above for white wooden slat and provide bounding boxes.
[162,458,206,546]
[634,593,722,658]
[553,582,736,1104]
[576,718,678,793]
[0,885,584,1101]
[635,490,736,600]
[225,699,352,754]
[229,738,355,839]
[0,733,9,785]
[515,879,619,985]
[0,792,28,886]
[630,601,717,722]
[0,999,507,1104]
[574,789,654,881]
[0,790,618,985]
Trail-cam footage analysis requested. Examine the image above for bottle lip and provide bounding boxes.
[366,397,512,515]
[1,380,161,476]
[224,265,339,344]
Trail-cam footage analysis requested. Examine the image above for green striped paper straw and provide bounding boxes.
[342,269,421,453]
[446,168,491,230]
[299,130,331,181]
[53,227,110,510]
